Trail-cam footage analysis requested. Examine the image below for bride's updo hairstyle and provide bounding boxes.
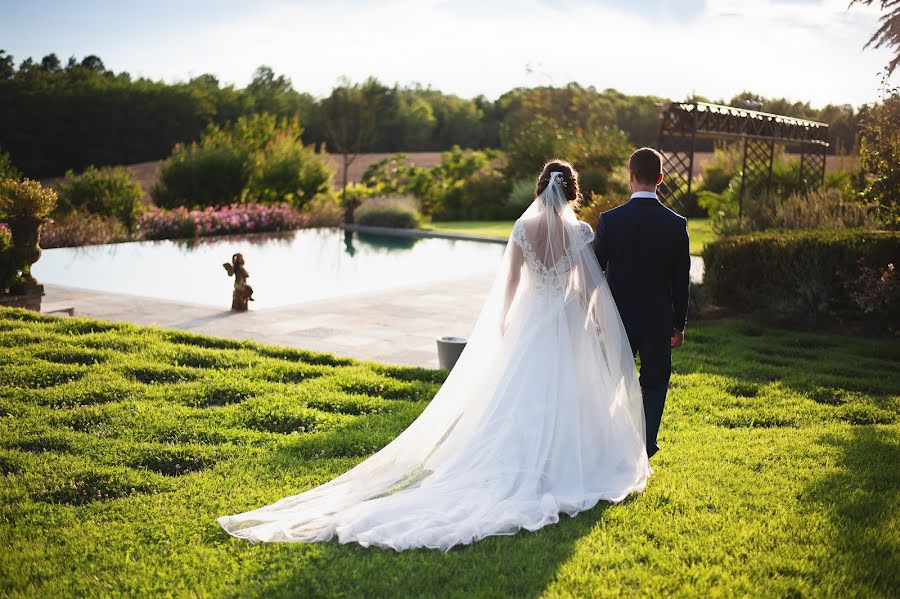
[535,159,582,208]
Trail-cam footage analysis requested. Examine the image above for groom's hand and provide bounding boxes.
[671,329,685,348]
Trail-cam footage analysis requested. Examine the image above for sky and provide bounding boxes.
[1,0,895,107]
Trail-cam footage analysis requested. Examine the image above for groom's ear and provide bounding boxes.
[655,173,663,186]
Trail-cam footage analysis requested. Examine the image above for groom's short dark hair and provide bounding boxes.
[629,148,663,185]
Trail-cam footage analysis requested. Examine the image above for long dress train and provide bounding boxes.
[217,172,651,551]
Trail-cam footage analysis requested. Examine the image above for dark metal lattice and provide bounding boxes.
[799,145,827,191]
[657,102,829,215]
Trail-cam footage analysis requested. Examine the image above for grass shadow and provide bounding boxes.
[801,426,899,596]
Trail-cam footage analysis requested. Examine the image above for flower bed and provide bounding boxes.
[138,203,306,240]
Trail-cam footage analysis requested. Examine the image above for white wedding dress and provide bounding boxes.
[218,173,651,551]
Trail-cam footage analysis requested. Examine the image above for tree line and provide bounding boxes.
[0,51,863,178]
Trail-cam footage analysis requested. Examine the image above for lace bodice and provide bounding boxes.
[512,219,594,294]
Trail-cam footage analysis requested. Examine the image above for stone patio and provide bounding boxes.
[40,251,703,369]
[42,274,496,369]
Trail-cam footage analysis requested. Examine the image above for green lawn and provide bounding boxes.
[1,307,897,597]
[429,218,714,255]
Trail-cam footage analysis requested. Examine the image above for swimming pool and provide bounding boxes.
[33,228,507,309]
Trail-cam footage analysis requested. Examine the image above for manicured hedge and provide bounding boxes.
[703,229,899,329]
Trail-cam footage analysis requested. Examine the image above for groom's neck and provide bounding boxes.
[630,184,657,194]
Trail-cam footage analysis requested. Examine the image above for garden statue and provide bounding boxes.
[223,253,254,311]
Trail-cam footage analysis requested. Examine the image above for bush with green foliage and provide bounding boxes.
[576,193,626,230]
[0,145,21,181]
[858,81,899,227]
[703,229,900,328]
[55,165,144,229]
[0,178,57,219]
[713,188,875,235]
[248,133,333,207]
[153,142,252,209]
[153,114,333,210]
[361,154,436,202]
[356,196,421,229]
[505,178,536,213]
[361,147,511,220]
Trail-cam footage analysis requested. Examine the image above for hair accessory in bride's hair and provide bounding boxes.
[549,171,566,186]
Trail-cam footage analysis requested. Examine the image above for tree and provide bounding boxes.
[859,77,899,227]
[321,78,381,222]
[0,50,14,80]
[80,55,107,73]
[40,54,62,73]
[850,0,900,76]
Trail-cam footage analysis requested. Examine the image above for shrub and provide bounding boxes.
[849,261,899,335]
[361,154,435,204]
[247,133,334,208]
[858,80,899,227]
[305,195,344,227]
[153,142,252,209]
[356,196,421,229]
[0,178,57,219]
[40,211,135,249]
[433,171,514,221]
[360,147,512,220]
[688,281,708,319]
[576,194,623,230]
[55,166,144,229]
[703,229,900,328]
[154,114,334,211]
[505,178,535,213]
[0,145,20,181]
[715,188,875,235]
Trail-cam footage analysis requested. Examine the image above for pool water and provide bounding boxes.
[33,228,507,309]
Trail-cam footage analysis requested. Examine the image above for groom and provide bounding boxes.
[592,147,691,458]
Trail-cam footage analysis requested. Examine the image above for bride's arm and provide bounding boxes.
[501,242,524,334]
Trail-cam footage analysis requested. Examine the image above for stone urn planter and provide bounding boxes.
[436,336,467,371]
[6,216,50,290]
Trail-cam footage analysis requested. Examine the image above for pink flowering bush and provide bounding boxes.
[138,203,307,240]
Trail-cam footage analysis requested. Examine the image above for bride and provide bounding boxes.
[217,160,651,552]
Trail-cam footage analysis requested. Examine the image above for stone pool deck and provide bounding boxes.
[40,231,703,369]
[42,275,495,369]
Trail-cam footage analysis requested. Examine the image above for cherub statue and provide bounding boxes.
[223,253,254,311]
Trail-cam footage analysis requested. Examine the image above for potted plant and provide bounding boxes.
[0,178,58,292]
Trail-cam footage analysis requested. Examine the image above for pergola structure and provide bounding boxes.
[656,102,829,216]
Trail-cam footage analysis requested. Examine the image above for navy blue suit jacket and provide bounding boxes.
[592,195,691,340]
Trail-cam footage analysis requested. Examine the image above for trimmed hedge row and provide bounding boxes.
[703,229,899,331]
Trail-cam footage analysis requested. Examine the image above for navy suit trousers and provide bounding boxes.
[628,332,672,458]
